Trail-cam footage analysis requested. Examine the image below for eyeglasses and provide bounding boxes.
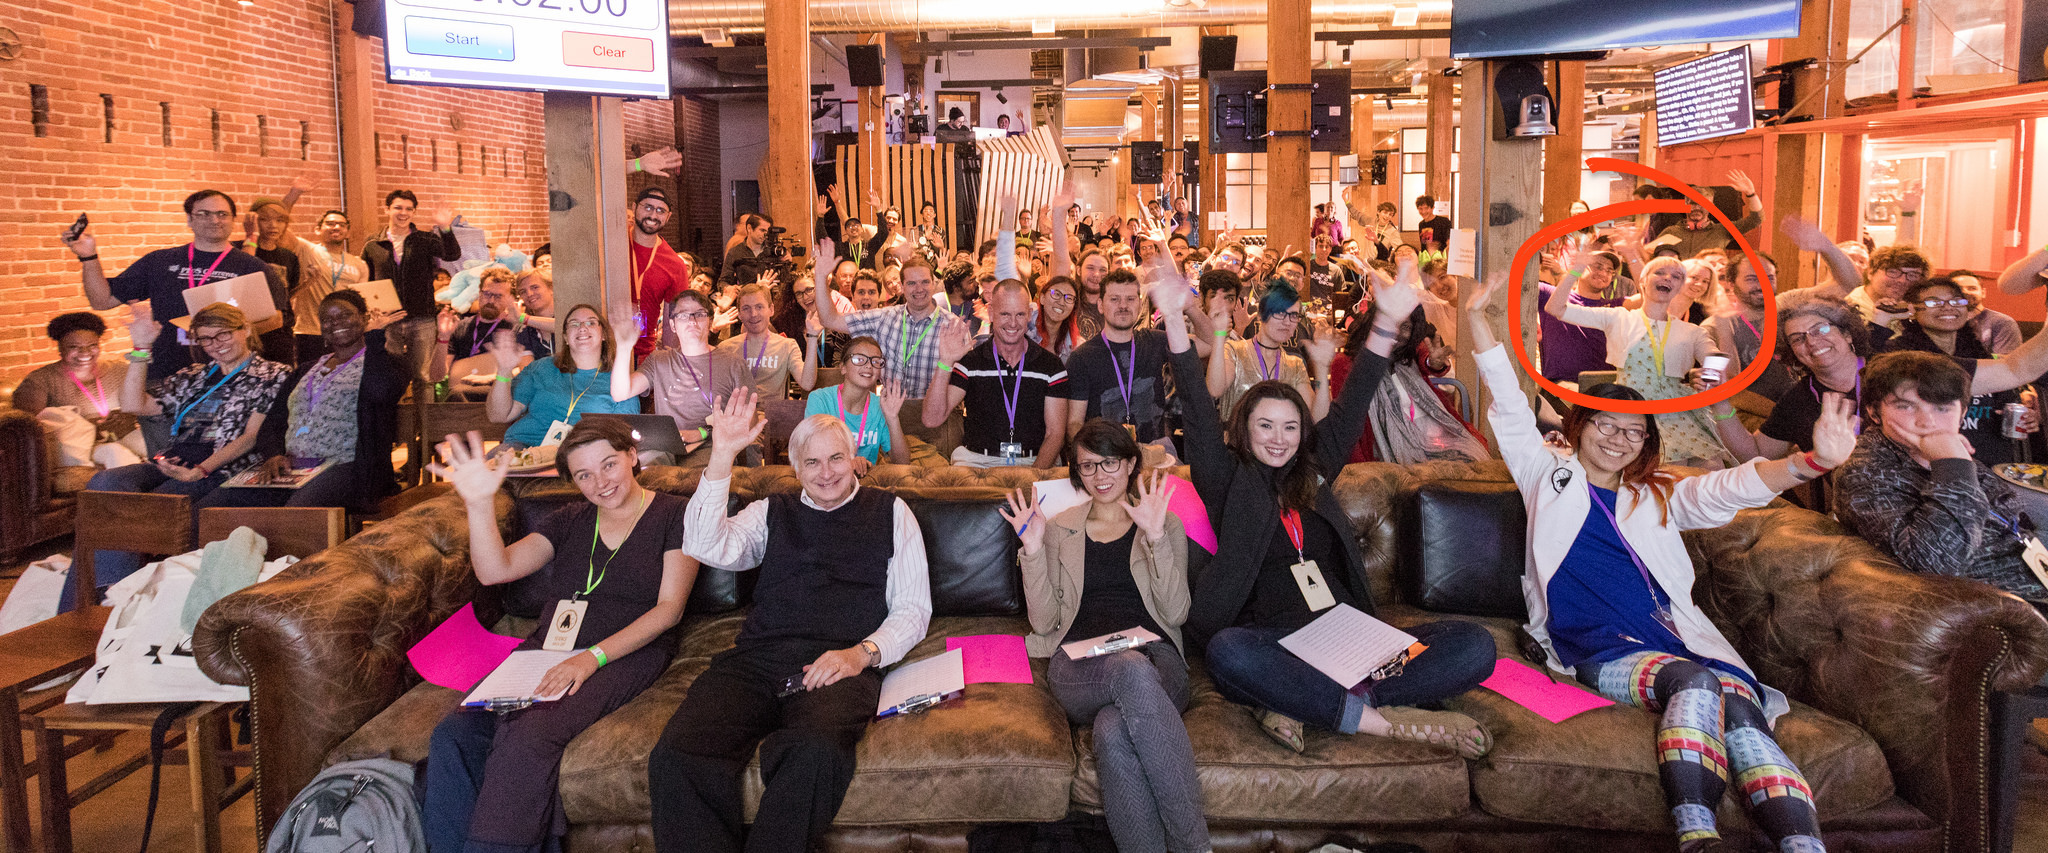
[565,319,603,330]
[1075,458,1131,476]
[1916,297,1971,310]
[1271,310,1304,322]
[187,210,234,221]
[1590,421,1649,444]
[671,311,710,322]
[1044,291,1074,304]
[1881,267,1927,280]
[846,353,887,367]
[1785,323,1839,348]
[193,330,240,347]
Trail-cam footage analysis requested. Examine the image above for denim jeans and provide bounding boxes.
[1204,618,1495,732]
[1047,643,1209,853]
[62,462,231,611]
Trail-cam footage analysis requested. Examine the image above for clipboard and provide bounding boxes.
[348,279,404,314]
[175,271,276,327]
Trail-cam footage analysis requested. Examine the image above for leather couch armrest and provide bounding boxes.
[193,491,515,834]
[0,408,53,550]
[1686,506,2048,851]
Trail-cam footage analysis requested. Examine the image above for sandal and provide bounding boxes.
[1258,709,1307,753]
[1377,707,1492,759]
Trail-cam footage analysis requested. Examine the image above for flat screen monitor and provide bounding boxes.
[1654,45,1758,146]
[1451,0,1800,59]
[381,0,670,98]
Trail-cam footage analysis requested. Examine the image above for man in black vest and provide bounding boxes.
[651,387,932,852]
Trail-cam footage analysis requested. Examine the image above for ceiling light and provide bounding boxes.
[1342,47,1351,65]
[1392,7,1420,27]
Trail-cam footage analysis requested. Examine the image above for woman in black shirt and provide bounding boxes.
[1168,257,1495,757]
[422,420,700,853]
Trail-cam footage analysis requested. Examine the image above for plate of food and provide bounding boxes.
[505,444,558,476]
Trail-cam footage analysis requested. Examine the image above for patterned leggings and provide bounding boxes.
[1588,651,1826,853]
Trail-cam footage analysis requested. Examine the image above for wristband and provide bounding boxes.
[1800,452,1831,474]
[590,645,609,667]
[629,157,643,173]
[1711,409,1738,422]
[76,254,99,263]
[126,349,153,362]
[437,338,451,343]
[494,375,512,384]
[1213,329,1229,338]
[1564,270,1583,280]
[697,427,710,440]
[935,361,952,373]
[1899,210,1915,217]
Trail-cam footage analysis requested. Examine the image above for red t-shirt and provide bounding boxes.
[631,240,692,360]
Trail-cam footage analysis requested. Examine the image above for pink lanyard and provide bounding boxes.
[185,243,231,291]
[838,387,874,446]
[67,369,110,418]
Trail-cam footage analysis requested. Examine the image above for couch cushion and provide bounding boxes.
[1071,660,1473,823]
[50,465,95,497]
[1453,666,1895,832]
[904,499,1023,617]
[330,681,463,765]
[1401,479,1528,619]
[557,616,1075,827]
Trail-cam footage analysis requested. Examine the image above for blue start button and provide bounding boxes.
[404,16,516,62]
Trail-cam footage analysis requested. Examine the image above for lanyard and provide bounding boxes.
[1253,341,1282,382]
[899,309,936,368]
[185,243,231,291]
[838,387,875,447]
[994,344,1026,437]
[1738,311,1762,345]
[304,347,366,411]
[1102,333,1137,421]
[1642,310,1671,375]
[742,333,767,382]
[582,489,650,599]
[67,369,111,418]
[1988,507,2035,543]
[1585,482,1682,639]
[563,370,602,419]
[469,318,505,358]
[677,352,717,411]
[1279,508,1307,561]
[171,359,251,436]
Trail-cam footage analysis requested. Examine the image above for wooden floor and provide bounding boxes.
[1,537,2044,853]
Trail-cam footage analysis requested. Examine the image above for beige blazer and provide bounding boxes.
[1020,503,1190,658]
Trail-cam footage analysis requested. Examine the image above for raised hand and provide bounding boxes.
[366,308,403,332]
[999,194,1019,225]
[427,430,511,504]
[998,487,1046,554]
[1725,169,1757,198]
[706,387,767,459]
[1051,180,1077,211]
[607,305,640,351]
[1148,272,1191,317]
[937,318,973,364]
[1809,391,1859,469]
[805,308,823,336]
[128,313,163,349]
[62,221,97,258]
[242,212,259,244]
[1372,262,1424,324]
[485,327,524,373]
[814,238,837,278]
[1780,215,1833,253]
[880,380,908,418]
[712,305,739,332]
[1126,471,1177,542]
[1304,320,1338,368]
[436,307,461,341]
[432,206,456,230]
[637,147,682,177]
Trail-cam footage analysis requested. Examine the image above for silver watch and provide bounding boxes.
[859,640,882,667]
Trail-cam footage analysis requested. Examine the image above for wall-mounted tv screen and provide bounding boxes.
[1654,45,1757,146]
[382,0,670,98]
[1451,0,1801,60]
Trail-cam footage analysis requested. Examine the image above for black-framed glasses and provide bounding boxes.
[847,353,887,367]
[1785,323,1839,348]
[193,330,239,347]
[1916,297,1971,310]
[1075,458,1131,476]
[1590,421,1649,444]
[1044,291,1074,304]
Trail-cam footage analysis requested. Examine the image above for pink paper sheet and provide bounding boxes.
[1165,475,1217,554]
[1479,658,1615,723]
[407,603,525,692]
[945,634,1034,685]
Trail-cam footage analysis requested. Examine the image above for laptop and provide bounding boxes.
[347,279,404,314]
[574,414,694,458]
[176,271,276,326]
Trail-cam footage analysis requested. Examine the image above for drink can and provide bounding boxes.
[2004,403,2028,440]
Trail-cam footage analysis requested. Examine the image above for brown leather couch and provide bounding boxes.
[194,460,2048,852]
[0,388,98,565]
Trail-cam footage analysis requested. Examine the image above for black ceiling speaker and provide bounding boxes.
[847,44,886,88]
[1199,35,1238,78]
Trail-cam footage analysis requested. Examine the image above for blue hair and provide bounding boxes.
[1257,281,1300,320]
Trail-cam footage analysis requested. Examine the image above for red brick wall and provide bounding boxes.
[0,3,683,384]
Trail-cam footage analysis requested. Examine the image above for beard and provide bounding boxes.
[637,216,665,236]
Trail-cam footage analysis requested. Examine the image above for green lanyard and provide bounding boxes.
[900,309,936,367]
[581,489,649,599]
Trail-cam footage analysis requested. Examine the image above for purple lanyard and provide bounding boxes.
[1810,359,1864,435]
[1585,482,1683,640]
[995,345,1025,437]
[1253,341,1281,381]
[469,319,505,358]
[305,347,366,410]
[742,333,766,381]
[1102,333,1137,420]
[678,352,716,411]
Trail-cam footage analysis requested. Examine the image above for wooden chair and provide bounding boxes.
[29,506,344,853]
[412,401,510,485]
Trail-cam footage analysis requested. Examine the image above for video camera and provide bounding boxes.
[731,226,809,286]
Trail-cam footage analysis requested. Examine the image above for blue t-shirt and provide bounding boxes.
[802,384,892,463]
[505,366,637,447]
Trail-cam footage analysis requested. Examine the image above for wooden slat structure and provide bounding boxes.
[834,140,959,254]
[832,126,1066,256]
[969,126,1066,248]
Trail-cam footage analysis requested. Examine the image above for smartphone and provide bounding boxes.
[63,213,89,243]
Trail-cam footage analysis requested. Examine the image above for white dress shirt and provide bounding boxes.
[684,475,932,666]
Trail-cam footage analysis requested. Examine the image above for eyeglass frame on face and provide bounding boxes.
[188,210,234,221]
[1915,297,1971,310]
[1075,457,1131,476]
[192,329,241,347]
[1043,289,1075,305]
[1785,322,1840,349]
[1270,309,1304,323]
[564,317,603,331]
[1880,266,1927,280]
[670,310,711,323]
[1589,420,1649,444]
[845,353,887,368]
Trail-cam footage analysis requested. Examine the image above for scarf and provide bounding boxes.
[1368,362,1489,465]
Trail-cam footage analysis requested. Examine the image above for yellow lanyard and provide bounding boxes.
[1642,310,1671,374]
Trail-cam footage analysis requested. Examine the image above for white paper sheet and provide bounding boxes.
[1058,626,1162,661]
[876,648,966,715]
[460,649,579,707]
[1447,228,1478,278]
[1277,604,1421,690]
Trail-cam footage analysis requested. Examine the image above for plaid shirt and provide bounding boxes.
[843,304,968,393]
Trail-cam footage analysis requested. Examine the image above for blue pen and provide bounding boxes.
[1015,494,1047,538]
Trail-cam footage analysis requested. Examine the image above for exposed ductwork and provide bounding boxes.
[667,1,1453,36]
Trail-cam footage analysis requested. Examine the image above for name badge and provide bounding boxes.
[1290,559,1337,611]
[543,599,589,651]
[541,419,573,447]
[2023,536,2048,589]
[998,441,1024,461]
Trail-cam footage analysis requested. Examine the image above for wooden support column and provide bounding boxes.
[1767,0,1852,286]
[1640,109,1658,169]
[544,94,631,331]
[334,4,379,245]
[765,0,814,246]
[1454,61,1547,431]
[1425,64,1456,205]
[1267,0,1312,255]
[1542,61,1586,225]
[1350,92,1376,226]
[855,33,888,224]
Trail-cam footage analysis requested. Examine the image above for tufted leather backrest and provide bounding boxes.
[1401,479,1529,618]
[904,498,1023,615]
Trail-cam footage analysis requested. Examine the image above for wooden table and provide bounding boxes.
[0,608,109,853]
